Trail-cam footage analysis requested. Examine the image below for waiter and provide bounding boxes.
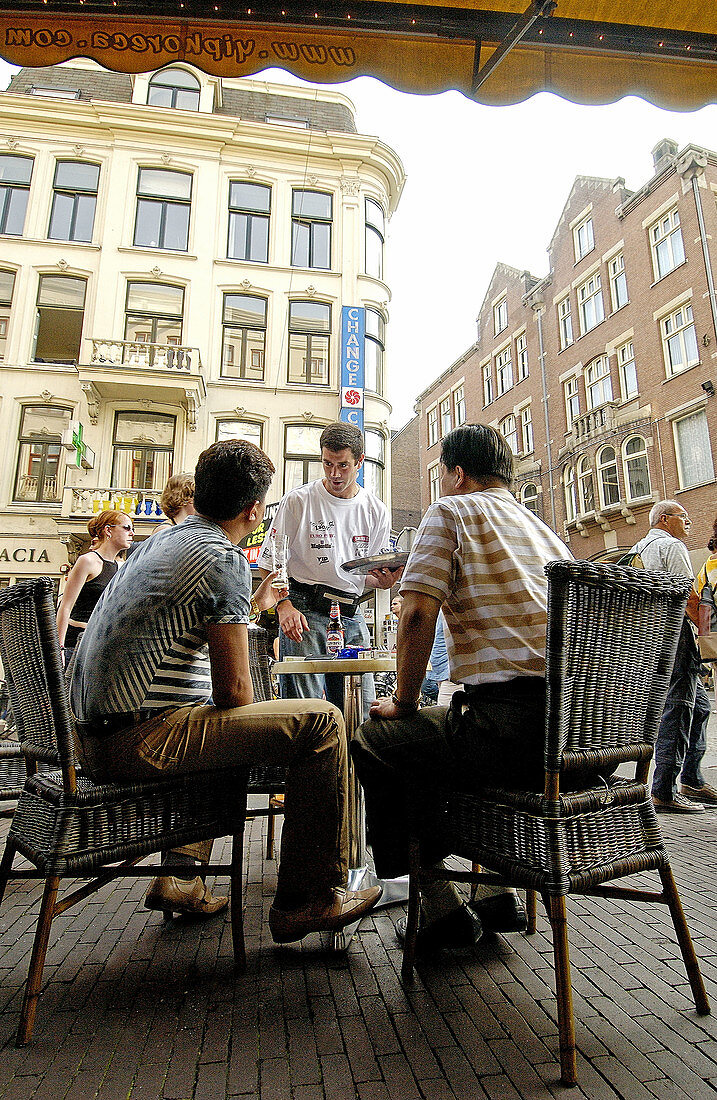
[257,421,401,715]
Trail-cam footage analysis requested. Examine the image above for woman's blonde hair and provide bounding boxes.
[160,472,195,520]
[87,510,129,541]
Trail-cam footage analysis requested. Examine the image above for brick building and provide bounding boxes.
[410,138,717,562]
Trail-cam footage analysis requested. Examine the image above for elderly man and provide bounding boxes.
[71,439,381,942]
[352,424,573,952]
[629,501,713,814]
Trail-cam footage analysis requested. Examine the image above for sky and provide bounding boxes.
[2,57,717,429]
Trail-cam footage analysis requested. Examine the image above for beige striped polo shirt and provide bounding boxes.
[401,487,573,686]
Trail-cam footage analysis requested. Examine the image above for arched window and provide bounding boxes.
[521,482,540,515]
[597,445,620,507]
[577,456,594,515]
[147,68,200,111]
[585,355,612,410]
[363,429,385,500]
[499,414,518,455]
[564,465,576,523]
[623,435,651,501]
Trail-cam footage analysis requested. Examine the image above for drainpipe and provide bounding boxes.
[525,286,557,530]
[677,148,717,345]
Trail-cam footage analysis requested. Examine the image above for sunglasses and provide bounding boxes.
[109,523,134,532]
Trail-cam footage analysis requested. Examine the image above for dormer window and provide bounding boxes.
[147,69,200,111]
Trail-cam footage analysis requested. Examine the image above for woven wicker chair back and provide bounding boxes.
[543,560,691,774]
[0,578,71,768]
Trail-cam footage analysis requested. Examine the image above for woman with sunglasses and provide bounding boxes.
[57,509,134,666]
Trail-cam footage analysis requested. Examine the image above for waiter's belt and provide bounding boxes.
[76,707,173,740]
[288,579,361,617]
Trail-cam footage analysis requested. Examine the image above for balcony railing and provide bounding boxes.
[571,403,618,441]
[90,339,201,373]
[62,486,165,520]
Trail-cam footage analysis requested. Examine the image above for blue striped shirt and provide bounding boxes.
[70,516,251,721]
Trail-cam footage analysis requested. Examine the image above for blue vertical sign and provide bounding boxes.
[340,305,366,485]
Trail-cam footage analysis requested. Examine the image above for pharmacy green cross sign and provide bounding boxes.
[62,420,96,470]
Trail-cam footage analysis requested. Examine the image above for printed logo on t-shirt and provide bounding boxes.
[352,534,369,557]
[311,520,336,533]
[311,539,333,550]
[317,555,329,565]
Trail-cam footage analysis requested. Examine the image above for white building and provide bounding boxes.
[0,60,405,592]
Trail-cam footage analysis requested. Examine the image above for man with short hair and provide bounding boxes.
[629,500,712,813]
[257,421,400,715]
[71,439,381,941]
[352,424,573,952]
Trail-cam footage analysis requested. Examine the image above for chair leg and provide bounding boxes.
[658,864,710,1015]
[526,889,537,934]
[469,862,481,902]
[401,837,422,980]
[544,893,577,1088]
[16,874,60,1047]
[231,832,246,971]
[0,835,18,907]
[266,793,276,861]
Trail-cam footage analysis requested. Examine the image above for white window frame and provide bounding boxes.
[439,396,451,438]
[429,462,441,503]
[427,405,439,447]
[493,296,508,335]
[520,482,539,515]
[564,465,577,522]
[597,445,620,508]
[578,272,604,335]
[516,331,528,380]
[495,346,513,396]
[585,355,613,411]
[609,252,628,311]
[453,384,466,426]
[673,409,715,489]
[564,376,579,428]
[622,435,651,501]
[573,215,594,261]
[520,405,533,455]
[558,295,573,350]
[499,414,519,456]
[650,207,685,281]
[482,363,493,406]
[661,303,699,377]
[617,340,637,399]
[577,455,595,515]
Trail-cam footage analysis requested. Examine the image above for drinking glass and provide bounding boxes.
[271,534,289,597]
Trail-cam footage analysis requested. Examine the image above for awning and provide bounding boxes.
[1,2,717,110]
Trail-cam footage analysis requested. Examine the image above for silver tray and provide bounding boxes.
[341,551,408,575]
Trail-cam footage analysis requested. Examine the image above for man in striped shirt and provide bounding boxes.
[71,439,381,941]
[353,424,572,953]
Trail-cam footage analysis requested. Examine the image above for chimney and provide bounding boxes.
[651,138,678,174]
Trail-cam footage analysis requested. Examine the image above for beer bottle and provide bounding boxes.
[327,600,345,657]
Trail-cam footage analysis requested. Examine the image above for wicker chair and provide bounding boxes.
[0,577,256,1046]
[401,560,710,1087]
[0,680,57,807]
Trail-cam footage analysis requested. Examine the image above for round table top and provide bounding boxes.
[273,656,396,675]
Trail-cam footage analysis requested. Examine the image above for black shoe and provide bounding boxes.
[470,892,527,934]
[395,903,482,954]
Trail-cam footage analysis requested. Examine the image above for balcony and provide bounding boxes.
[77,339,206,428]
[571,402,618,442]
[55,485,166,540]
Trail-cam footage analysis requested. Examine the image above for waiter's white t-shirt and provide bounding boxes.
[257,479,392,596]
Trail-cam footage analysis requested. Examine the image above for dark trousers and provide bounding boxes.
[652,619,701,800]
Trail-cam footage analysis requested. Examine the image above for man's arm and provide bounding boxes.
[207,622,253,709]
[370,590,441,718]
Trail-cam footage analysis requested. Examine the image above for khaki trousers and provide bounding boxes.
[77,699,348,904]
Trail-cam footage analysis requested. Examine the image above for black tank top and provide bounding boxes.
[65,552,119,649]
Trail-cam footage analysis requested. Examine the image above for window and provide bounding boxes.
[284,424,323,491]
[482,363,493,406]
[227,181,270,263]
[617,340,637,398]
[147,68,200,110]
[521,482,539,515]
[134,168,191,251]
[364,308,384,394]
[585,356,612,410]
[674,410,714,489]
[623,436,651,501]
[558,295,573,350]
[48,161,99,243]
[651,207,685,280]
[288,301,330,385]
[597,445,620,507]
[609,252,628,311]
[30,86,79,100]
[429,464,441,503]
[453,384,466,426]
[291,190,331,269]
[221,293,266,380]
[516,331,528,380]
[0,268,15,359]
[440,397,451,437]
[662,303,699,376]
[427,406,438,447]
[578,272,604,334]
[0,155,33,236]
[363,429,385,499]
[111,411,175,490]
[564,465,577,522]
[13,405,72,503]
[216,418,262,449]
[520,406,534,455]
[33,274,86,364]
[493,296,508,335]
[496,346,513,395]
[125,282,184,364]
[499,414,519,456]
[577,456,595,514]
[564,377,580,427]
[573,216,594,260]
[365,198,385,280]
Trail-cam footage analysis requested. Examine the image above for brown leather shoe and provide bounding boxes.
[144,875,228,918]
[269,884,382,943]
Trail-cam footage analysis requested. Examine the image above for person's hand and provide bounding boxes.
[369,695,403,719]
[278,600,309,642]
[368,564,404,589]
[254,571,280,612]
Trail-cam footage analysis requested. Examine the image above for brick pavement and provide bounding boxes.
[0,790,716,1100]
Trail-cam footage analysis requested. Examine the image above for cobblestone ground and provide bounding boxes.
[0,790,716,1100]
